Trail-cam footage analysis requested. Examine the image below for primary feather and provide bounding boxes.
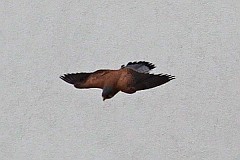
[60,73,91,84]
[130,72,175,91]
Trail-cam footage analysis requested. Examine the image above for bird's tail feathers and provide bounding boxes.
[121,61,155,73]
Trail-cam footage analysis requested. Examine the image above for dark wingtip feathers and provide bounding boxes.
[60,73,91,84]
[158,74,175,82]
[60,74,75,84]
[158,73,175,78]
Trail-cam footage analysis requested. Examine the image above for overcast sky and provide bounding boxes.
[1,1,240,160]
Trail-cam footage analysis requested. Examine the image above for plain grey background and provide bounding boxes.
[1,1,240,160]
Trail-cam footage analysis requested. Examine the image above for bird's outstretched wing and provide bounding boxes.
[60,70,110,89]
[121,61,155,73]
[129,70,175,91]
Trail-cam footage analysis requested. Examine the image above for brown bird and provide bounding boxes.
[60,61,175,101]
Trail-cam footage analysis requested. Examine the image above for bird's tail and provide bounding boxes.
[60,73,91,84]
[121,61,155,73]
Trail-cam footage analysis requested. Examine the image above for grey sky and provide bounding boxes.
[1,1,240,160]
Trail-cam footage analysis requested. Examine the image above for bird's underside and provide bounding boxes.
[60,61,175,101]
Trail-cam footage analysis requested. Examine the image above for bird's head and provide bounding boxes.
[102,87,115,101]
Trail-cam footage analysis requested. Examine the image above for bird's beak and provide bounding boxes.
[103,98,106,101]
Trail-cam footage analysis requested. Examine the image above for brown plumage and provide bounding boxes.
[60,61,175,101]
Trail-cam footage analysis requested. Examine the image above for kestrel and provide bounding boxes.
[60,61,175,101]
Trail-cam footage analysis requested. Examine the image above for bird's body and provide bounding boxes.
[60,61,175,101]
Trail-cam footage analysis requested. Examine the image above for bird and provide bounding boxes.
[60,61,175,101]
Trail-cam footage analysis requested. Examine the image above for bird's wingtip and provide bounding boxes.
[158,73,175,80]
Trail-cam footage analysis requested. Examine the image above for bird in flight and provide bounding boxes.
[60,61,175,101]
